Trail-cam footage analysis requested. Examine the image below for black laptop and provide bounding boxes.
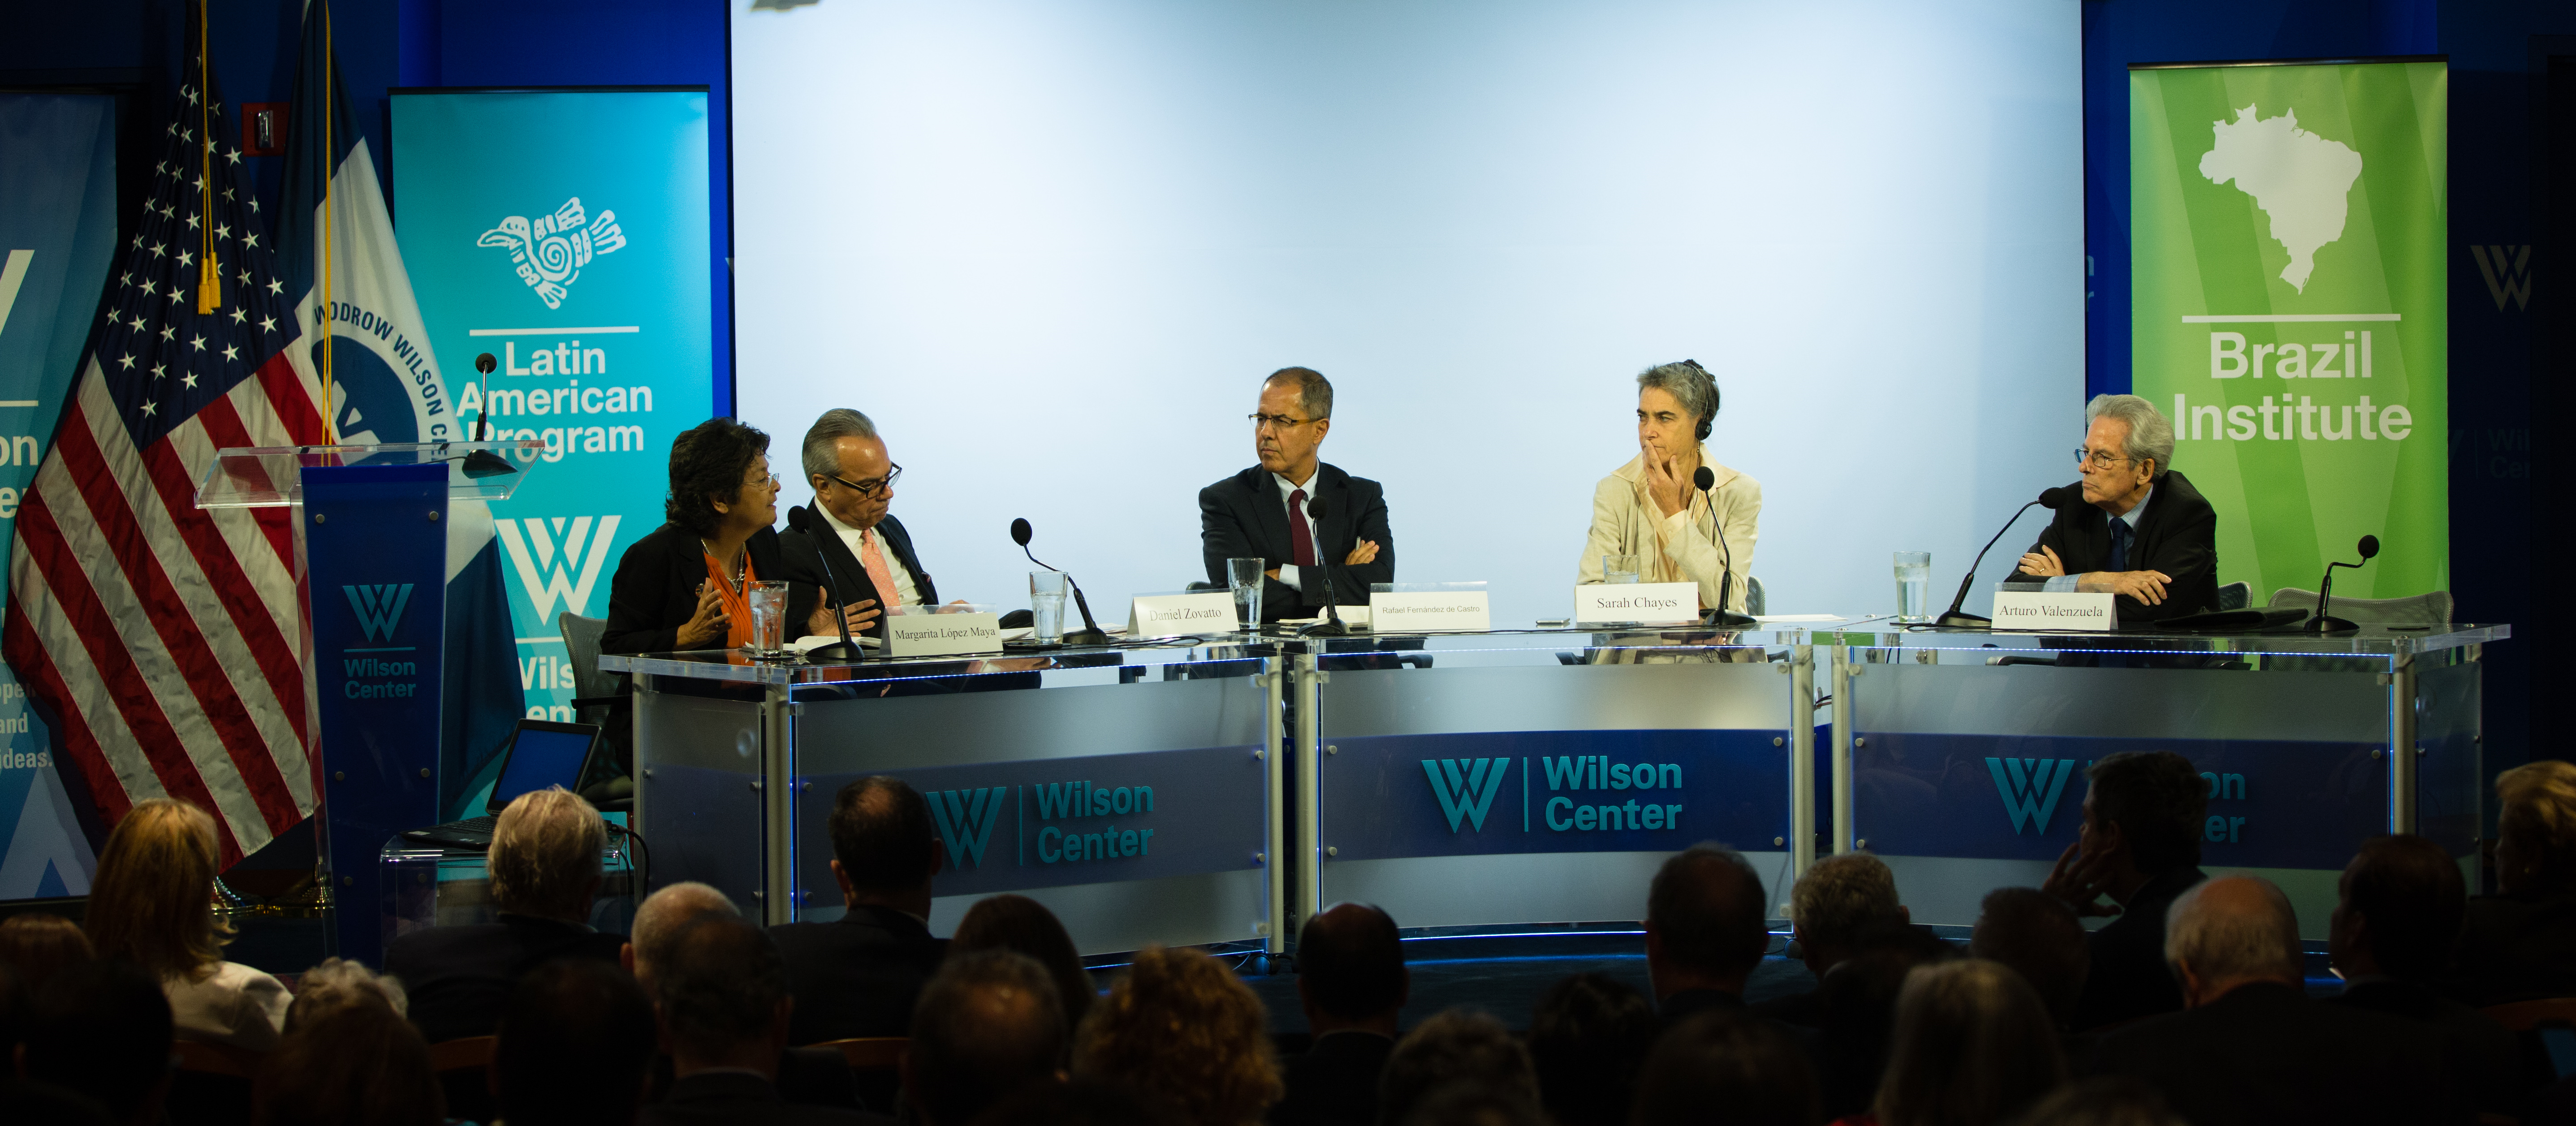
[401,719,602,850]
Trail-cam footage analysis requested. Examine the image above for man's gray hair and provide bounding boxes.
[488,787,605,922]
[801,408,879,483]
[630,881,738,984]
[1264,367,1333,422]
[1636,361,1720,433]
[2163,875,2300,986]
[285,956,408,1030]
[2086,394,2176,474]
[1789,851,1902,948]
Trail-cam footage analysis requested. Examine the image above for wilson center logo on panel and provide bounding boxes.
[342,583,415,644]
[495,515,622,620]
[1987,757,2078,835]
[1422,758,1510,833]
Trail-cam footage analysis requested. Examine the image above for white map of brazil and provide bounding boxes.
[2196,104,2364,292]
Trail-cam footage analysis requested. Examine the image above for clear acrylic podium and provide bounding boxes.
[196,440,541,963]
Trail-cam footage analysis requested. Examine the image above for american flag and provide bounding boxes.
[3,40,324,863]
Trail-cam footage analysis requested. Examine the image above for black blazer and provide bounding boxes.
[382,914,628,1045]
[1199,463,1394,621]
[770,906,948,1046]
[773,507,939,633]
[2029,470,2219,623]
[2449,890,2576,1006]
[604,521,820,655]
[2090,980,2457,1126]
[2071,866,2204,1031]
[1270,1030,1396,1126]
[2330,979,2521,1113]
[639,1071,889,1126]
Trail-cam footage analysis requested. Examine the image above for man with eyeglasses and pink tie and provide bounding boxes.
[2016,394,2220,623]
[777,408,938,642]
[1199,367,1395,623]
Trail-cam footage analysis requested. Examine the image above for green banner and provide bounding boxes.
[2131,60,2446,601]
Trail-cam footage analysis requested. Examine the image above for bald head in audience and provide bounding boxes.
[2164,875,2302,1007]
[621,880,738,991]
[905,950,1067,1126]
[1644,844,1772,1005]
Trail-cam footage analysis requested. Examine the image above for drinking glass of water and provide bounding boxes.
[1225,557,1265,631]
[1029,571,1069,644]
[1894,551,1932,622]
[747,581,790,656]
[1604,554,1643,584]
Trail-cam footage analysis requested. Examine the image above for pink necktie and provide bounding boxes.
[859,528,903,607]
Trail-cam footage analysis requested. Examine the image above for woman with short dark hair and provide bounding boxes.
[603,418,850,655]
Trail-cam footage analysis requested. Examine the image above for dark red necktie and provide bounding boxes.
[1289,488,1316,567]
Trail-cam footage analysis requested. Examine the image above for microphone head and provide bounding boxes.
[1010,518,1032,547]
[787,505,810,533]
[1693,466,1716,491]
[1307,495,1329,519]
[2357,534,2380,560]
[2039,486,2075,509]
[474,353,497,375]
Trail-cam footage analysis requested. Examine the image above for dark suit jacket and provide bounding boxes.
[639,1071,889,1126]
[382,914,628,1045]
[648,1048,863,1111]
[604,521,820,655]
[2071,866,2205,1031]
[2091,980,2457,1126]
[2330,978,2520,1113]
[1269,1030,1395,1126]
[774,507,939,635]
[1199,463,1394,621]
[2449,889,2576,1006]
[771,906,949,1045]
[2029,470,2219,623]
[1658,988,1747,1030]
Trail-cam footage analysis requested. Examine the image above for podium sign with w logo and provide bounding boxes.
[1421,758,1509,833]
[928,787,1004,869]
[1986,757,2078,835]
[342,584,415,643]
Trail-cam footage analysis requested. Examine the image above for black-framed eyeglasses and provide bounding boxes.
[825,464,903,497]
[2075,448,2136,470]
[1249,413,1317,431]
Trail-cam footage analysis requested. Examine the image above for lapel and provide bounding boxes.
[1247,466,1295,562]
[1314,464,1353,557]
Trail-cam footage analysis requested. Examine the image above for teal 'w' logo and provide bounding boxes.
[342,584,414,643]
[1986,757,2077,834]
[928,787,1004,868]
[1421,758,1508,833]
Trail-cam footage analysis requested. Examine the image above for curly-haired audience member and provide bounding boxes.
[1867,960,2067,1126]
[1526,973,1657,1126]
[1377,1009,1540,1126]
[253,988,444,1126]
[83,798,289,1049]
[2457,759,2576,1004]
[1074,945,1281,1126]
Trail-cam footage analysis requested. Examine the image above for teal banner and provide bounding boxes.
[0,94,119,898]
[392,91,713,714]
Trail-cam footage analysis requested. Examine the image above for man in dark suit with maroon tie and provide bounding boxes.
[2016,394,2218,624]
[1199,367,1395,622]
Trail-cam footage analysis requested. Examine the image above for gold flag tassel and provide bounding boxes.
[195,0,220,315]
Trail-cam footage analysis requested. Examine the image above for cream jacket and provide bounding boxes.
[164,960,290,1050]
[1577,445,1762,614]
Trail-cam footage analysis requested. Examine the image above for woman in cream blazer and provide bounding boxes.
[1577,360,1761,615]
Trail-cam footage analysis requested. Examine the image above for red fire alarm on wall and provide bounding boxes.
[242,103,287,156]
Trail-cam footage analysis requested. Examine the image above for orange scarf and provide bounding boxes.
[702,549,759,649]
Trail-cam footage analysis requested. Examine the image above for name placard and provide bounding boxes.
[1369,590,1491,633]
[1990,590,2119,631]
[1572,582,1700,626]
[884,611,1005,657]
[1127,592,1236,638]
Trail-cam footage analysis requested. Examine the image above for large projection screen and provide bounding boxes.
[730,0,2081,626]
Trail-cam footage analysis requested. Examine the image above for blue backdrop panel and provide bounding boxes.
[304,462,449,962]
[1853,733,2386,871]
[797,744,1264,905]
[1320,730,1788,861]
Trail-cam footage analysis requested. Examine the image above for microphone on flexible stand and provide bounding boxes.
[455,353,518,479]
[2308,535,2380,634]
[1693,466,1758,629]
[788,506,863,663]
[1298,496,1349,637]
[1012,518,1110,645]
[1933,486,2078,629]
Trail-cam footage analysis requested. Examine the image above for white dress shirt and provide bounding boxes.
[817,503,923,607]
[1271,469,1323,591]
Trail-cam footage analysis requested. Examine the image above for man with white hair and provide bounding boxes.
[2090,876,2455,1126]
[2016,394,2218,621]
[386,787,626,1044]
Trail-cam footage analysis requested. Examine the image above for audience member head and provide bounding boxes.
[1401,1083,1550,1126]
[1808,927,1959,1120]
[2163,875,2300,1006]
[1378,1009,1539,1126]
[2331,834,2465,982]
[972,1076,1189,1126]
[954,893,1095,1029]
[2496,759,2576,895]
[493,959,659,1126]
[0,912,94,989]
[828,776,942,912]
[1871,960,2067,1126]
[665,416,774,537]
[1297,902,1407,1035]
[2080,752,2206,881]
[1644,843,1771,1000]
[83,798,231,980]
[17,959,173,1126]
[254,990,442,1126]
[622,880,738,991]
[655,914,794,1076]
[907,950,1068,1126]
[1969,887,2089,1030]
[488,787,605,924]
[1629,1009,1817,1126]
[1527,973,1657,1126]
[282,957,407,1031]
[1074,945,1279,1126]
[2003,1077,2187,1126]
[1790,852,1906,975]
